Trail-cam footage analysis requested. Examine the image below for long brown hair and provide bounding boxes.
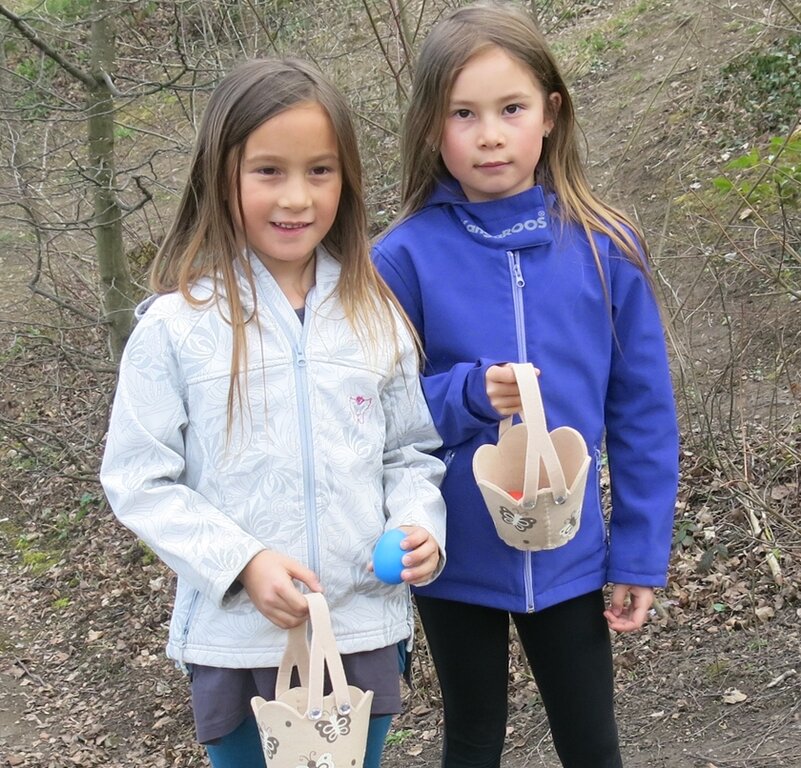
[150,58,411,426]
[399,1,650,277]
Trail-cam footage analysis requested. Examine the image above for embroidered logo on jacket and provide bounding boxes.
[349,395,374,423]
[462,210,547,240]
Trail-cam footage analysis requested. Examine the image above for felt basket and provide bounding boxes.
[251,593,373,768]
[472,363,591,551]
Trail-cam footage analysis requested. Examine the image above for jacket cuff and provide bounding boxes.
[606,567,668,589]
[215,540,266,607]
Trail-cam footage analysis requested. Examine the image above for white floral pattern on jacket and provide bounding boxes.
[100,249,446,668]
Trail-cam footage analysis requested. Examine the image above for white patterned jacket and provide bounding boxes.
[100,248,446,668]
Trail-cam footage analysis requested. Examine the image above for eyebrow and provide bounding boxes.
[449,91,532,106]
[244,152,340,164]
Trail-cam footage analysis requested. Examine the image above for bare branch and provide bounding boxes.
[0,3,95,88]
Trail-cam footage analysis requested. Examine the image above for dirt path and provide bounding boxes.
[0,675,37,759]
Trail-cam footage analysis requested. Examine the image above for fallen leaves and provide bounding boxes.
[722,688,748,705]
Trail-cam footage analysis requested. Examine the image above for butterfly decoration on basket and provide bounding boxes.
[295,753,334,768]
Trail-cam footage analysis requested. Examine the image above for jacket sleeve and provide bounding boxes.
[379,321,448,583]
[374,243,503,449]
[604,256,679,587]
[99,312,264,607]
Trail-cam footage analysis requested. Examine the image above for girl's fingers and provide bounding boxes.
[402,554,438,585]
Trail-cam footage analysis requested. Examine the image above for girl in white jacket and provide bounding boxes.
[100,58,446,768]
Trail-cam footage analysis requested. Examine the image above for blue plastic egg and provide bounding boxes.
[373,529,407,584]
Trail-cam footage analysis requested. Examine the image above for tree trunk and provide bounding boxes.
[89,0,133,362]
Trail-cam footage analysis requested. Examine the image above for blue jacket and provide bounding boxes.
[373,181,679,613]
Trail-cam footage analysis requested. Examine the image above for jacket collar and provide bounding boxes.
[134,247,341,323]
[426,178,554,250]
[237,246,340,311]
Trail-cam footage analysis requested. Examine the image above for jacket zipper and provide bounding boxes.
[508,251,528,360]
[176,588,200,673]
[294,342,321,576]
[507,250,535,612]
[273,301,321,579]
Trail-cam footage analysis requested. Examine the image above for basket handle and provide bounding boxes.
[275,621,310,695]
[307,593,352,717]
[498,363,568,506]
[274,593,353,719]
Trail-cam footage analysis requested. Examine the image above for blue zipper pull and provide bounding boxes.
[295,347,307,367]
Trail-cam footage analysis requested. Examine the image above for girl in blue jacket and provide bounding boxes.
[372,3,679,767]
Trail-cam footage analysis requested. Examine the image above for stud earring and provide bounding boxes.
[430,144,438,154]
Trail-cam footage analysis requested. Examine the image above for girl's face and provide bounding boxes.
[439,46,559,203]
[231,101,342,279]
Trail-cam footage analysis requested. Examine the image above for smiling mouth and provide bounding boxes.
[273,221,310,230]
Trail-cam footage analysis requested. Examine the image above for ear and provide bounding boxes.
[545,91,562,136]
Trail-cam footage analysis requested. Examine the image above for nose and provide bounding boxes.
[278,175,311,211]
[478,116,505,148]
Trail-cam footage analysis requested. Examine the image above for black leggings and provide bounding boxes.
[415,591,622,768]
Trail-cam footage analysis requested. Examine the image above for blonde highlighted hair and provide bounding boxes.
[150,58,412,426]
[399,1,650,277]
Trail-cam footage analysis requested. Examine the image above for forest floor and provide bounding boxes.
[1,0,800,767]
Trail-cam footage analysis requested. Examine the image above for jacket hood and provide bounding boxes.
[134,293,158,320]
[423,178,554,251]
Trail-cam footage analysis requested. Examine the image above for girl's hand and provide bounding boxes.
[396,525,441,585]
[239,550,323,629]
[603,584,654,633]
[485,364,539,416]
